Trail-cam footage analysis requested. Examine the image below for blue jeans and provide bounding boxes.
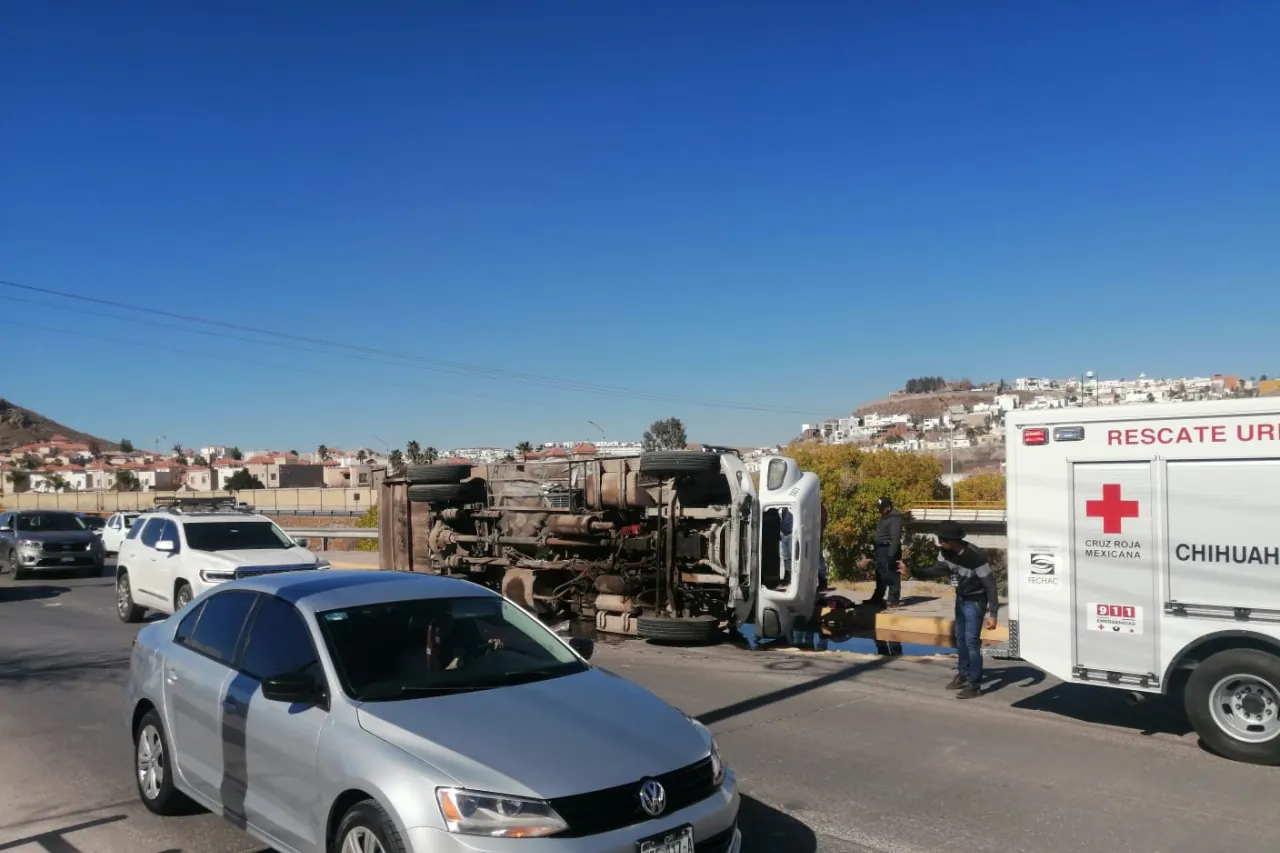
[954,598,985,684]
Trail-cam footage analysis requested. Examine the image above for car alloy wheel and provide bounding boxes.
[341,827,386,853]
[117,577,133,618]
[136,723,165,802]
[175,585,192,610]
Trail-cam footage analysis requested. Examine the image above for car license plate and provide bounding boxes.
[637,825,694,853]
[60,556,76,563]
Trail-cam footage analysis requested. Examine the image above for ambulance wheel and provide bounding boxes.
[1185,648,1280,765]
[636,614,720,644]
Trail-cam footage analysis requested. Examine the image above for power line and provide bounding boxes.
[14,319,608,414]
[0,278,828,416]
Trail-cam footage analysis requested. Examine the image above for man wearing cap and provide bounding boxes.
[897,521,998,699]
[857,496,904,609]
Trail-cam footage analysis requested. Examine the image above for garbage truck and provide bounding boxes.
[378,449,821,643]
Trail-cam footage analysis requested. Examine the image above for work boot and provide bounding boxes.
[956,683,981,700]
[945,674,969,690]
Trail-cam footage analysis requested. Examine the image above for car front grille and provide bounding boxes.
[548,756,718,837]
[234,563,319,579]
[42,542,90,553]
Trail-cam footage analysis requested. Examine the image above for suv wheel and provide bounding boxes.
[174,582,193,611]
[116,571,144,623]
[7,549,25,581]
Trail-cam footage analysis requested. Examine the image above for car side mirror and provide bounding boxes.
[261,673,322,705]
[155,540,176,552]
[568,636,595,660]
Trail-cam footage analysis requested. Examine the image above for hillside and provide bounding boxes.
[854,389,1044,418]
[0,398,115,451]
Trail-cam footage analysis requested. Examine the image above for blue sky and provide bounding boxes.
[3,2,1278,451]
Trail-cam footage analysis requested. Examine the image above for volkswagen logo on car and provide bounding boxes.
[638,779,667,817]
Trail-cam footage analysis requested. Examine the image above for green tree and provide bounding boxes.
[172,442,183,456]
[224,469,266,491]
[113,470,142,492]
[642,417,688,451]
[230,446,245,461]
[356,449,368,463]
[88,440,102,458]
[45,473,70,493]
[784,443,945,582]
[120,438,134,453]
[516,440,533,459]
[317,444,331,461]
[405,441,423,464]
[388,449,406,475]
[19,453,42,470]
[954,473,1005,503]
[193,455,209,467]
[6,469,31,493]
[424,446,440,463]
[354,503,379,552]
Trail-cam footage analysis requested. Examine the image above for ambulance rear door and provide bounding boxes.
[1070,460,1161,688]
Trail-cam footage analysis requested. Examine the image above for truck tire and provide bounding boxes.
[639,451,722,476]
[407,482,482,504]
[636,614,721,644]
[1185,648,1280,765]
[405,463,471,485]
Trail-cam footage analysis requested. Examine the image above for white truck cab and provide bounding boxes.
[1006,397,1280,764]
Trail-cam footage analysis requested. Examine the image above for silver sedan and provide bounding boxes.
[124,570,741,853]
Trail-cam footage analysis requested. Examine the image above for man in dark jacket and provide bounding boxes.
[897,521,998,699]
[857,497,903,609]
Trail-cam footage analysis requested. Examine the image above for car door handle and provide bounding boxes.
[164,668,179,684]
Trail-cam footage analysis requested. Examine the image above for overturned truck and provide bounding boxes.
[379,450,821,643]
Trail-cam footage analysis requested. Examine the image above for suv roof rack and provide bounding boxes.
[149,496,256,515]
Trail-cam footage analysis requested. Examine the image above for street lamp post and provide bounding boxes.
[948,422,956,512]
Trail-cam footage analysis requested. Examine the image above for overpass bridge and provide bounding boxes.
[908,502,1008,550]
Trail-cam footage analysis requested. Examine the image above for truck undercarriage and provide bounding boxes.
[378,450,818,643]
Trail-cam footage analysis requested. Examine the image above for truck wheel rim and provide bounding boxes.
[1210,674,1280,743]
[137,724,165,799]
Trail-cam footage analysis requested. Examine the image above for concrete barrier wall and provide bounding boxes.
[0,487,375,513]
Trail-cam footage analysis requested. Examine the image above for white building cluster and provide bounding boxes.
[801,372,1262,452]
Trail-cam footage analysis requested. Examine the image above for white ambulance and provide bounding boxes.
[1006,397,1280,765]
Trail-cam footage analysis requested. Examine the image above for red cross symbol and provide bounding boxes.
[1086,484,1139,534]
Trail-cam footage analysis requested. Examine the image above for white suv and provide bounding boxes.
[114,498,330,623]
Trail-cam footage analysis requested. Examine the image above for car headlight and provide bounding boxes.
[688,716,727,787]
[17,539,41,549]
[436,788,567,838]
[199,570,235,583]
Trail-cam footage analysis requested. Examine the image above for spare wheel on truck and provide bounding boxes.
[638,451,722,476]
[635,614,720,644]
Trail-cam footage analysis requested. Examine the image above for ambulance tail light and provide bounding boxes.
[1023,428,1048,446]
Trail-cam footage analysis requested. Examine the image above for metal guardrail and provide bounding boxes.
[910,506,1007,524]
[289,527,378,550]
[912,501,1006,510]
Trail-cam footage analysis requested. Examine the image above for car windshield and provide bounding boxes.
[80,516,105,530]
[317,595,588,701]
[14,513,86,532]
[182,521,293,551]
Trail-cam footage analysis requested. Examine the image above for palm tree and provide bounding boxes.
[172,442,183,456]
[388,449,406,475]
[46,473,69,493]
[424,446,439,463]
[6,470,31,493]
[516,440,533,460]
[405,441,423,464]
[317,444,331,461]
[356,449,368,463]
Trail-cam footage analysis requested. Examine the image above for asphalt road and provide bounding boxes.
[3,570,1280,853]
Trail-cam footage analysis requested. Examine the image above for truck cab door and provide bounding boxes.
[755,456,821,640]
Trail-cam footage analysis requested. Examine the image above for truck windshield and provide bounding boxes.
[183,521,293,551]
[317,596,587,702]
[15,513,86,532]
